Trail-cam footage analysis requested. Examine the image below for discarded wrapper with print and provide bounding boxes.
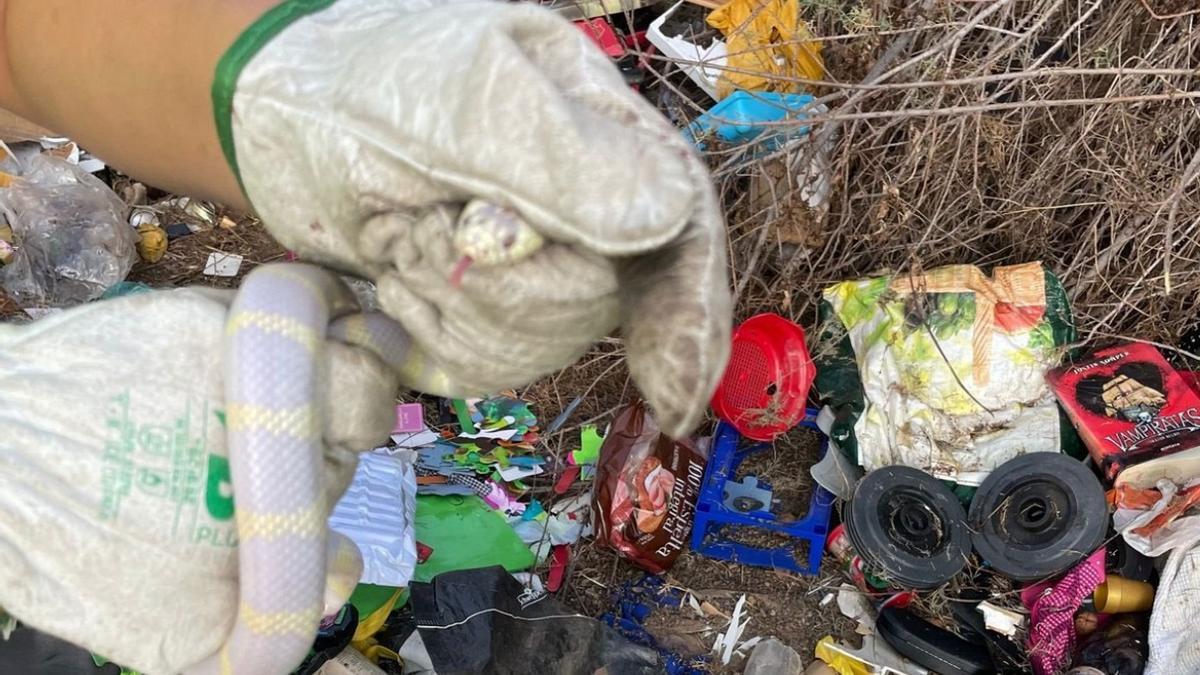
[593,401,707,573]
[813,262,1076,485]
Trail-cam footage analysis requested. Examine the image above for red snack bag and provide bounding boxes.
[1046,342,1200,481]
[593,401,707,573]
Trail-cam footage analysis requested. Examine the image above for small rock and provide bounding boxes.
[744,638,803,675]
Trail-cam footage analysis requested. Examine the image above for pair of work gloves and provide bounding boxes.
[0,0,731,673]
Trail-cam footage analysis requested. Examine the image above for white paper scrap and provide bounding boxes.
[459,428,520,442]
[390,429,441,449]
[498,464,544,482]
[203,252,243,277]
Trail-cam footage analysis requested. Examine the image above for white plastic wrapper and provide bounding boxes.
[328,451,418,588]
[1113,479,1200,556]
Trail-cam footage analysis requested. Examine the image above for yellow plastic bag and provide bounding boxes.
[706,0,824,99]
[813,636,870,675]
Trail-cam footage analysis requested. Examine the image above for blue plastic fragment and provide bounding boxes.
[521,500,545,522]
[722,475,774,515]
[100,281,152,299]
[508,456,544,468]
[686,91,816,150]
[689,408,835,575]
[415,442,460,474]
[600,576,710,675]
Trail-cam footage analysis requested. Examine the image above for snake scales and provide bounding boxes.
[186,202,540,674]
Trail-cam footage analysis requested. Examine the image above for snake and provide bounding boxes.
[186,201,542,675]
[449,200,545,287]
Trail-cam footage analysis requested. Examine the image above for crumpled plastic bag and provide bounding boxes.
[706,0,824,99]
[593,402,707,574]
[1113,479,1200,556]
[0,154,135,307]
[813,262,1076,485]
[328,451,418,588]
[1147,535,1200,673]
[407,566,660,674]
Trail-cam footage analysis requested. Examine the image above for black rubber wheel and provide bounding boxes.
[968,452,1106,581]
[876,607,996,675]
[845,466,970,589]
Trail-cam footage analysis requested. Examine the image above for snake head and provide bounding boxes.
[372,184,730,440]
[446,185,730,439]
[452,200,545,266]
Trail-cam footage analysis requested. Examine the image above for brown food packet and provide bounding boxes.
[593,401,708,573]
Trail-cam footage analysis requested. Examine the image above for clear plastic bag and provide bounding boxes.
[0,154,134,307]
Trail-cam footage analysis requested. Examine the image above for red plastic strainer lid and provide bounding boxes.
[711,313,813,441]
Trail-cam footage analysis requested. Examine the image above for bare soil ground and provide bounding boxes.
[563,542,859,670]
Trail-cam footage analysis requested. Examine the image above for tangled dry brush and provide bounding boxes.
[650,0,1200,352]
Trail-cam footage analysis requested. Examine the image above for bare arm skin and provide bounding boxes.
[0,0,284,210]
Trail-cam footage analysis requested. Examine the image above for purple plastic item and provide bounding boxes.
[394,403,426,434]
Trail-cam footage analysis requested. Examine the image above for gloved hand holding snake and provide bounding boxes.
[0,0,732,673]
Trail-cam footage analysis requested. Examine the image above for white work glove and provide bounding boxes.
[216,0,731,437]
[0,289,396,674]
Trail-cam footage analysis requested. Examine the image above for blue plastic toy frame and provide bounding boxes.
[690,408,835,575]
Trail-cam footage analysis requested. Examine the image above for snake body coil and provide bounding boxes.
[189,199,528,674]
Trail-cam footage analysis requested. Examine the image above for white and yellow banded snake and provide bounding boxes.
[187,201,541,675]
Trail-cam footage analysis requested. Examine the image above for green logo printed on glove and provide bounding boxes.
[101,391,235,546]
[100,392,135,523]
[205,454,235,521]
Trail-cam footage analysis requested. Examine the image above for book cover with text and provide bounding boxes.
[1046,342,1200,481]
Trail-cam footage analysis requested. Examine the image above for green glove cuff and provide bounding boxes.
[211,0,339,189]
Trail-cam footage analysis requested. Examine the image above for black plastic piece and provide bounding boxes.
[730,496,766,512]
[969,453,1106,581]
[876,607,995,675]
[947,598,988,645]
[617,55,647,88]
[164,222,194,240]
[948,595,1029,674]
[845,466,970,589]
[1077,615,1149,675]
[294,604,359,675]
[412,566,661,674]
[1107,536,1156,583]
[0,624,121,674]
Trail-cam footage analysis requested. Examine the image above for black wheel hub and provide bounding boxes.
[846,466,970,589]
[969,452,1106,581]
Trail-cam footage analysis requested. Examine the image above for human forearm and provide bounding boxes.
[0,0,281,209]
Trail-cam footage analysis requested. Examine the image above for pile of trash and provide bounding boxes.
[3,0,1200,674]
[0,114,246,319]
[563,259,1200,675]
[243,259,1200,675]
